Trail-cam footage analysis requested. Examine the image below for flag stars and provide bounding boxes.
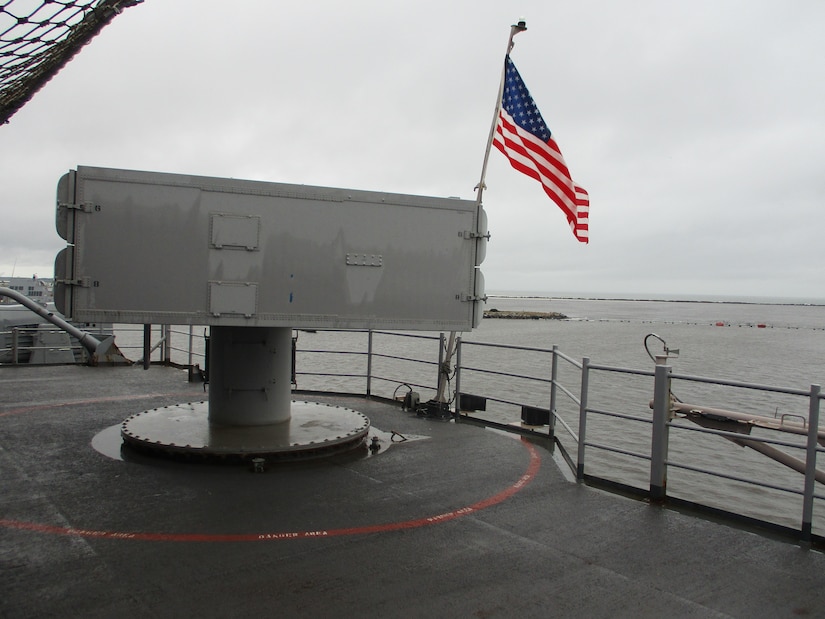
[500,58,553,139]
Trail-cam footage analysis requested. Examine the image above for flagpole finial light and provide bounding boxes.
[507,18,527,54]
[475,16,529,203]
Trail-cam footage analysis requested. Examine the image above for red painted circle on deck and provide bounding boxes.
[0,394,542,542]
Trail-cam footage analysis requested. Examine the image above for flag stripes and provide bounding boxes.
[492,56,589,243]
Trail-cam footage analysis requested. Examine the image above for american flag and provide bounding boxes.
[493,55,589,243]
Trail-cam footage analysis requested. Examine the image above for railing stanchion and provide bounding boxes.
[11,327,19,364]
[366,330,374,396]
[187,325,194,368]
[576,357,590,480]
[650,357,672,502]
[163,325,172,365]
[549,344,559,438]
[142,324,152,369]
[438,332,445,392]
[801,383,821,543]
[454,337,463,418]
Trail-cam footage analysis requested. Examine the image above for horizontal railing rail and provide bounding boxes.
[670,370,813,397]
[663,420,825,497]
[1,326,90,364]
[166,326,207,369]
[293,330,443,399]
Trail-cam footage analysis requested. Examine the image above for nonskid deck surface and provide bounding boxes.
[1,365,823,618]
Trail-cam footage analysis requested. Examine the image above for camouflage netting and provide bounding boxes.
[0,0,141,125]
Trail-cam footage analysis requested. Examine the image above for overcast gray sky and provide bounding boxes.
[2,1,823,300]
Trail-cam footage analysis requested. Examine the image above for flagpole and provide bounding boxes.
[436,19,528,410]
[475,18,527,207]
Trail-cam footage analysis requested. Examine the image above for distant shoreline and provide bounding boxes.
[487,295,825,308]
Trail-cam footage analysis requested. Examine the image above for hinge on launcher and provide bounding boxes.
[460,293,488,302]
[55,277,91,287]
[58,201,96,213]
[460,230,491,240]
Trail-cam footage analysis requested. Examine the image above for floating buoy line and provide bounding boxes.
[566,318,824,330]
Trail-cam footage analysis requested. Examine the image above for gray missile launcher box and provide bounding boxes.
[55,166,487,330]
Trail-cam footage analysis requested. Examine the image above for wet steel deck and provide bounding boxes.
[2,365,824,618]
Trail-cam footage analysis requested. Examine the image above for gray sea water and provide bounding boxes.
[478,294,825,384]
[478,296,825,533]
[128,294,825,535]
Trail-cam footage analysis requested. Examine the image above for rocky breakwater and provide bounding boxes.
[483,309,567,320]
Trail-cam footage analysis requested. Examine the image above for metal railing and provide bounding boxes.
[4,323,824,544]
[0,324,110,364]
[0,324,207,368]
[657,364,823,541]
[291,330,825,544]
[567,356,824,543]
[105,325,207,370]
[294,330,445,399]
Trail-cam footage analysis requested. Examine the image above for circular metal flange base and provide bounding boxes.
[120,400,370,462]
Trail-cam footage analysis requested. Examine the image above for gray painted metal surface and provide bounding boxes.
[207,326,293,425]
[2,365,824,618]
[55,166,486,330]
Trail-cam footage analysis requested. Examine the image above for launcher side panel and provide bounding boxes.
[55,166,486,330]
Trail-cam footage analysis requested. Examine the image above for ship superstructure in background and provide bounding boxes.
[0,276,118,364]
[0,276,52,305]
